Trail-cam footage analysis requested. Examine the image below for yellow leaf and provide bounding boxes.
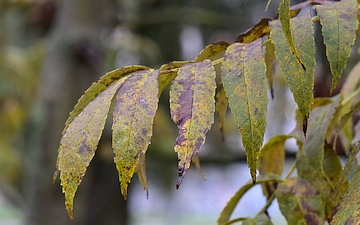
[112,69,159,199]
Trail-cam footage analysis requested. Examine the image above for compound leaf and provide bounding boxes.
[170,60,216,188]
[221,38,268,183]
[314,0,359,92]
[270,11,315,134]
[55,77,126,218]
[112,69,159,199]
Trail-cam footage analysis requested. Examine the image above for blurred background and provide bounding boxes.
[0,0,358,224]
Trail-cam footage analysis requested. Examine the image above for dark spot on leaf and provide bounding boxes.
[78,139,91,155]
[142,128,147,136]
[345,217,354,225]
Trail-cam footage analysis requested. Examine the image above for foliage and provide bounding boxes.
[54,0,360,223]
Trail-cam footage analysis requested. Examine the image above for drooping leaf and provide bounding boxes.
[296,95,341,218]
[275,178,325,225]
[63,65,149,134]
[55,78,126,218]
[278,0,305,70]
[236,18,272,44]
[215,86,228,141]
[169,60,216,188]
[263,38,276,99]
[270,11,315,134]
[314,0,359,92]
[221,38,268,183]
[258,134,292,198]
[112,69,159,199]
[195,41,230,62]
[331,160,360,224]
[158,61,188,95]
[217,174,282,224]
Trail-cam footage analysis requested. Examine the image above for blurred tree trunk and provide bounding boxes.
[24,0,128,224]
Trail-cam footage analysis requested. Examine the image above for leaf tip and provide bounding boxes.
[65,201,74,219]
[250,169,257,184]
[302,115,308,137]
[176,165,187,189]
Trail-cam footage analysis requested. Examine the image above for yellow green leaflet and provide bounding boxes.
[55,78,126,219]
[314,0,358,92]
[221,38,268,183]
[270,11,315,134]
[275,178,325,225]
[332,166,360,225]
[64,65,149,134]
[169,60,216,188]
[195,41,230,62]
[112,69,159,199]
